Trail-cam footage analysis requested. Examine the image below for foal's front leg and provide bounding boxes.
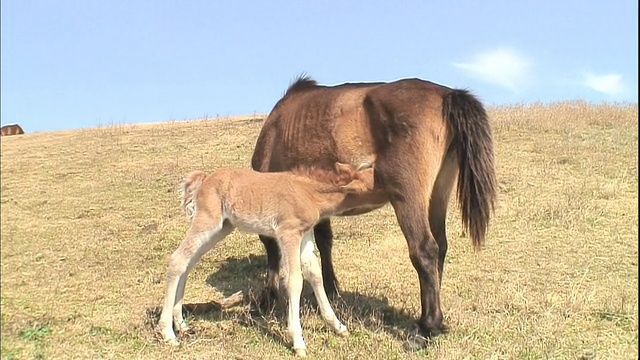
[300,231,348,336]
[278,231,307,356]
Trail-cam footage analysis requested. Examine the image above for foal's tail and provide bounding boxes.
[179,171,208,221]
[443,90,497,249]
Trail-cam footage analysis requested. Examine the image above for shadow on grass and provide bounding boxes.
[146,254,418,348]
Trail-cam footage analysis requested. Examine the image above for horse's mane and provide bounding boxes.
[285,74,318,96]
[290,166,355,187]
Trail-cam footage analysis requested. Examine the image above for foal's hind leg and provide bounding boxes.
[173,221,235,331]
[300,231,348,336]
[158,217,233,345]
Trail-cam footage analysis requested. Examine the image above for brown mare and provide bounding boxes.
[1,124,25,136]
[159,163,375,356]
[251,75,497,349]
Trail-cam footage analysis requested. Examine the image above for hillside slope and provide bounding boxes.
[1,103,638,359]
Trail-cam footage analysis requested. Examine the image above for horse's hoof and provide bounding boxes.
[402,322,448,351]
[294,348,307,357]
[403,323,429,352]
[403,333,428,352]
[257,287,280,312]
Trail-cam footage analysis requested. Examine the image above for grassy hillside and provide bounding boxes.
[1,103,638,359]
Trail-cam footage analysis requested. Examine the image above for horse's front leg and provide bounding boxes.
[313,219,340,297]
[258,235,283,309]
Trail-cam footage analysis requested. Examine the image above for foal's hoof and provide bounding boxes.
[164,338,180,347]
[157,327,180,347]
[336,325,350,337]
[294,348,307,357]
[176,322,191,333]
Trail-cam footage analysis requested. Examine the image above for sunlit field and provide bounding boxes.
[1,102,637,359]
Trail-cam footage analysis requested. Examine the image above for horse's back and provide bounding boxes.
[253,81,382,172]
[252,77,454,174]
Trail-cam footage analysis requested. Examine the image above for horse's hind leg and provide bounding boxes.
[313,219,340,297]
[429,149,458,285]
[300,231,348,336]
[158,214,233,345]
[375,139,447,348]
[387,186,444,338]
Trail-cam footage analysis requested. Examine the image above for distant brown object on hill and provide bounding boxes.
[1,124,25,136]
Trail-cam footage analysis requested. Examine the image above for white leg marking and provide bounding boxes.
[280,233,306,355]
[158,219,232,345]
[300,231,348,336]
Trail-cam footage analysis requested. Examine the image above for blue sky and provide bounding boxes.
[2,1,638,133]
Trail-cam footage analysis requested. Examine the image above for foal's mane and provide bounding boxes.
[290,166,355,188]
[285,74,318,96]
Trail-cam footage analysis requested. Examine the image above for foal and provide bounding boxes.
[158,162,375,356]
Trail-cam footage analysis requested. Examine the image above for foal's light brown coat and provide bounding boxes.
[159,163,375,356]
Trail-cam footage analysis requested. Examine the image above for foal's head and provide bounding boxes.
[292,162,375,194]
[333,162,375,194]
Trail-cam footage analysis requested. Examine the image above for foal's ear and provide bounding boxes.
[340,167,375,193]
[334,162,353,174]
[340,180,367,194]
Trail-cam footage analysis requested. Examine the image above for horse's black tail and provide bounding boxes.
[443,90,497,249]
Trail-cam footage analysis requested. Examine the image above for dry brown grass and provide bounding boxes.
[1,103,637,359]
